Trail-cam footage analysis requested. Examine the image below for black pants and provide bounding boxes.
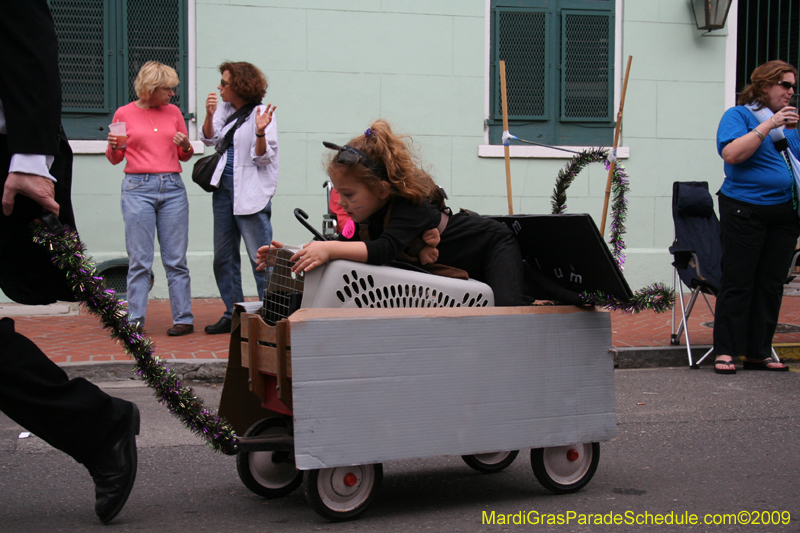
[438,212,530,306]
[0,318,124,465]
[713,194,800,359]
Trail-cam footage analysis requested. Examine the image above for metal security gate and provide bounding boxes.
[737,0,800,98]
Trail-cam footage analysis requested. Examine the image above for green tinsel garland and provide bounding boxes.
[549,148,673,314]
[32,222,238,454]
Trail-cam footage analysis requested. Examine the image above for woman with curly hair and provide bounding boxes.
[257,119,530,306]
[200,61,278,334]
[712,60,800,374]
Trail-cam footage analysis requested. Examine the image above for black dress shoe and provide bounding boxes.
[204,316,232,334]
[87,401,140,523]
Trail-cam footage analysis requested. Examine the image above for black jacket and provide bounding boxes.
[0,1,77,304]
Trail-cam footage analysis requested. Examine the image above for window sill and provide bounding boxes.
[478,145,629,159]
[68,140,206,154]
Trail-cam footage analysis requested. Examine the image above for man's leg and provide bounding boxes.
[0,318,139,523]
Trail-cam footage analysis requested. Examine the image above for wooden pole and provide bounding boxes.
[600,55,633,236]
[499,60,513,215]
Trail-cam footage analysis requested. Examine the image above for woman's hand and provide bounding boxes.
[255,241,285,271]
[205,92,217,117]
[290,241,331,273]
[255,104,276,136]
[769,106,799,129]
[107,132,122,151]
[173,132,192,151]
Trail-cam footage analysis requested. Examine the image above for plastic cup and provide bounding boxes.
[109,122,127,149]
[786,121,797,130]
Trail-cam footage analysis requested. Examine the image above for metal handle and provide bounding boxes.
[294,208,328,241]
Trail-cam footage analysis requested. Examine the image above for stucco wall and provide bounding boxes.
[3,0,730,304]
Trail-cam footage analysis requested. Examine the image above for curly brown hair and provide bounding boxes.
[738,60,798,109]
[219,61,267,104]
[326,119,445,208]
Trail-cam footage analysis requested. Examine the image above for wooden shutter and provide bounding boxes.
[560,10,614,122]
[493,7,550,121]
[51,0,188,139]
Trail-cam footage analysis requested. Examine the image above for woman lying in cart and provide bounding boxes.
[256,119,531,306]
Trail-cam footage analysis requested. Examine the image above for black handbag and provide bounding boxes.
[192,103,256,192]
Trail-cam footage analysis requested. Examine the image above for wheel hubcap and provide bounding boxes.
[318,465,375,512]
[472,451,511,465]
[543,444,592,485]
[250,427,298,489]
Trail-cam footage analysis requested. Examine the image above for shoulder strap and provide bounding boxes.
[216,103,257,154]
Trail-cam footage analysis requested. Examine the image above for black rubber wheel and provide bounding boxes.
[530,443,599,494]
[461,450,519,473]
[304,463,383,521]
[236,417,302,498]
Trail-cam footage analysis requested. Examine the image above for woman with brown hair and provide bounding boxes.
[713,60,800,374]
[200,62,278,334]
[257,119,530,307]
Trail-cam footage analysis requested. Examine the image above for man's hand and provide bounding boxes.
[2,172,59,217]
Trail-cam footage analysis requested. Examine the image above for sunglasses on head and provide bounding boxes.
[777,81,796,90]
[323,142,388,180]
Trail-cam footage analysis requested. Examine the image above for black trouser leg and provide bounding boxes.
[713,195,799,358]
[0,318,123,465]
[483,231,530,307]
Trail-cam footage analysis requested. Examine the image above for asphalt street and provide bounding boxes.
[1,367,799,532]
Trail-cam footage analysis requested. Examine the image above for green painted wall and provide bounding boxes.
[3,1,730,305]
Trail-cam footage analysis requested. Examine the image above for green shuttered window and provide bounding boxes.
[49,0,189,140]
[490,0,615,147]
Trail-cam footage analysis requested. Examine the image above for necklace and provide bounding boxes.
[137,101,159,131]
[146,111,158,132]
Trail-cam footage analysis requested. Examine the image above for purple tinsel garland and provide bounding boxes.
[32,223,238,454]
[550,149,672,314]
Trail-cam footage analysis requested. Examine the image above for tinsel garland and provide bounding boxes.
[32,222,238,454]
[550,149,672,314]
[578,283,674,314]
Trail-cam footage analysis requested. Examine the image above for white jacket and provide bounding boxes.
[200,102,279,215]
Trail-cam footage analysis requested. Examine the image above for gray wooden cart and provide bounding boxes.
[220,252,616,521]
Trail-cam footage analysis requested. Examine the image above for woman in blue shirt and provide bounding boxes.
[713,60,800,374]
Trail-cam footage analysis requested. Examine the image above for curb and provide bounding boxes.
[613,346,712,369]
[613,344,800,369]
[60,360,228,383]
[59,345,800,384]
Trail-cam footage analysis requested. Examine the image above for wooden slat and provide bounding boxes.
[246,315,265,400]
[239,343,293,378]
[275,319,293,410]
[285,304,604,323]
[239,313,292,378]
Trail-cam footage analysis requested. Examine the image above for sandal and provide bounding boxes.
[713,357,736,375]
[741,359,789,372]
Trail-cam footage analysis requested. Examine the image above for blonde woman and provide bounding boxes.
[106,61,194,335]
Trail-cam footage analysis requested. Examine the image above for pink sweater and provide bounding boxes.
[106,102,193,173]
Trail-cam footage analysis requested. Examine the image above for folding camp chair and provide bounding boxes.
[669,181,800,368]
[669,182,721,367]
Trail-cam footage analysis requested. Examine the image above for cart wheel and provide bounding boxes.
[304,463,383,521]
[531,443,599,494]
[461,450,519,473]
[236,417,302,498]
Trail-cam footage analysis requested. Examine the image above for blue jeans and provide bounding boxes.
[212,173,273,318]
[121,173,193,326]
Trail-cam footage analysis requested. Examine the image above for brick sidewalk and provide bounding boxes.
[8,294,800,364]
[10,298,234,364]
